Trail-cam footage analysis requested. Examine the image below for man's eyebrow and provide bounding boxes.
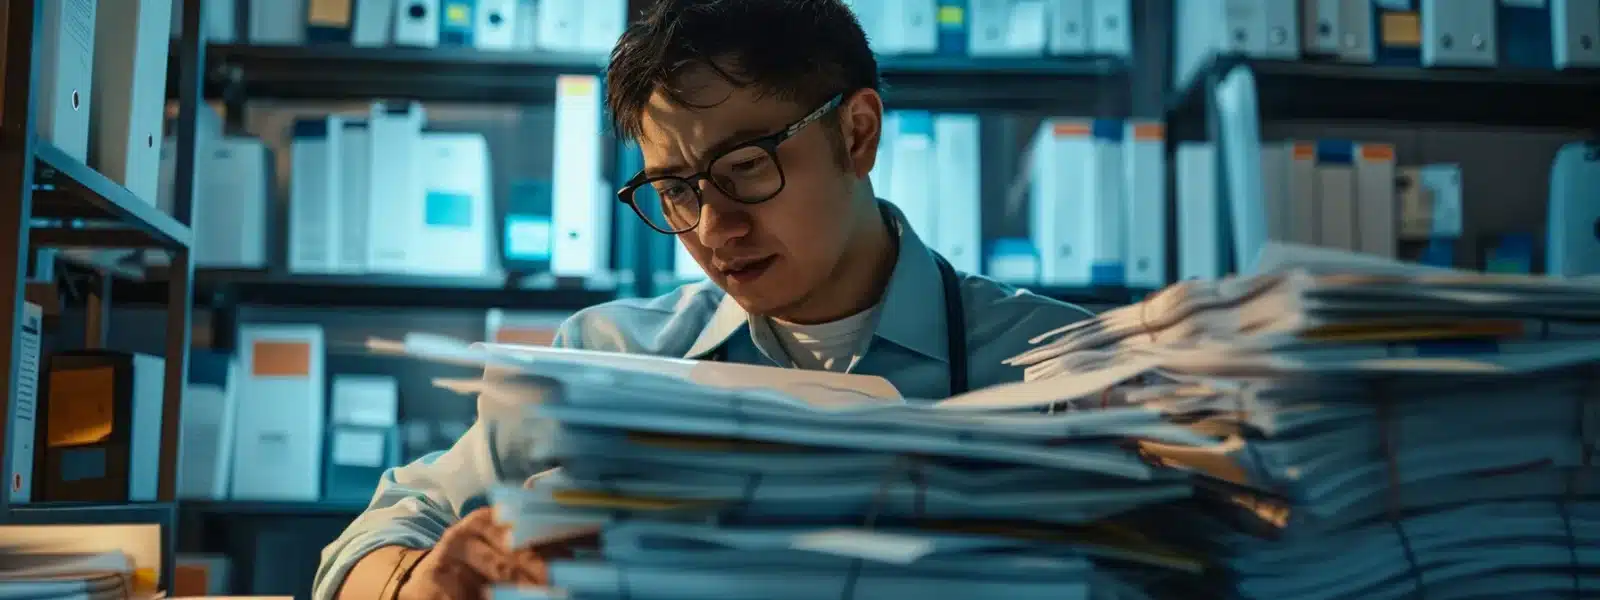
[641,126,776,178]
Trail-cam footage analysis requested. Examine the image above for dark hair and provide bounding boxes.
[605,0,881,141]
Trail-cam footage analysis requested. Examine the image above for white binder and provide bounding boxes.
[289,117,345,274]
[1048,0,1090,56]
[933,114,982,275]
[884,0,940,54]
[352,0,395,46]
[197,137,270,268]
[1122,121,1167,288]
[1554,0,1600,68]
[475,0,518,49]
[1088,0,1132,57]
[339,120,372,273]
[249,0,308,44]
[888,112,938,244]
[90,0,171,205]
[415,132,494,276]
[367,102,428,273]
[1547,142,1600,277]
[1421,0,1498,66]
[1175,143,1222,281]
[576,0,626,54]
[535,0,581,50]
[6,303,42,504]
[230,324,326,502]
[39,0,96,162]
[1029,120,1097,286]
[550,76,609,277]
[394,0,442,47]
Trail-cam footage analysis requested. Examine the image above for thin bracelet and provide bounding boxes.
[380,549,428,600]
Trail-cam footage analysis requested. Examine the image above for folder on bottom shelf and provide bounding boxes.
[0,522,163,598]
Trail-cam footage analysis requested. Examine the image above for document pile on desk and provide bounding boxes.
[385,339,1211,600]
[1007,242,1600,599]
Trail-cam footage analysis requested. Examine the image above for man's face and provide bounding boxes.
[637,68,879,317]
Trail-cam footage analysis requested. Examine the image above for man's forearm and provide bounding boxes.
[335,546,428,600]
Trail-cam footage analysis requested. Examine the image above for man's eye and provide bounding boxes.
[730,155,770,173]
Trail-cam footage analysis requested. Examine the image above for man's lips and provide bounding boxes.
[716,256,777,281]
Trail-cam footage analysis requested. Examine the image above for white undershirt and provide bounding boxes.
[764,306,882,373]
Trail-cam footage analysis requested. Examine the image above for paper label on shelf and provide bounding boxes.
[331,429,387,468]
[46,366,116,447]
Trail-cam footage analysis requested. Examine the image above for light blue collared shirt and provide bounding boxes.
[312,203,1093,599]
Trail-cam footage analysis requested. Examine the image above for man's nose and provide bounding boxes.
[695,181,752,249]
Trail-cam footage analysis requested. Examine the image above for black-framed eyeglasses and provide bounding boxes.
[617,94,845,234]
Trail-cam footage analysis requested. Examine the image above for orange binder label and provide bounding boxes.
[1291,142,1315,160]
[1132,122,1164,140]
[1380,12,1422,47]
[308,0,353,26]
[252,341,312,377]
[1360,144,1396,161]
[493,326,558,346]
[46,366,116,448]
[1052,121,1092,137]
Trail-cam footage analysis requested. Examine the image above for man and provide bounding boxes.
[314,1,1092,598]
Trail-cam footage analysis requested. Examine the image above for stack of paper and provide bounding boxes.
[384,337,1211,600]
[1004,243,1600,599]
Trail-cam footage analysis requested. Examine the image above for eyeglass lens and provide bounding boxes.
[632,145,785,233]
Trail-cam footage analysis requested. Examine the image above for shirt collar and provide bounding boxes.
[683,200,950,363]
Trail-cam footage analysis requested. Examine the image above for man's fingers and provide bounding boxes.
[441,534,520,582]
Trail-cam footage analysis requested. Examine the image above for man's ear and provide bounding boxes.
[838,89,884,179]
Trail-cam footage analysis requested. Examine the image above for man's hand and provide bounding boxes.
[396,508,543,600]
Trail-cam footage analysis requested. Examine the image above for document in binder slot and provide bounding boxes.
[325,375,400,502]
[38,0,96,162]
[35,351,165,503]
[230,325,326,502]
[89,0,171,206]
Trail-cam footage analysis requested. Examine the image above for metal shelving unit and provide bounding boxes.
[0,0,209,591]
[1163,54,1600,275]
